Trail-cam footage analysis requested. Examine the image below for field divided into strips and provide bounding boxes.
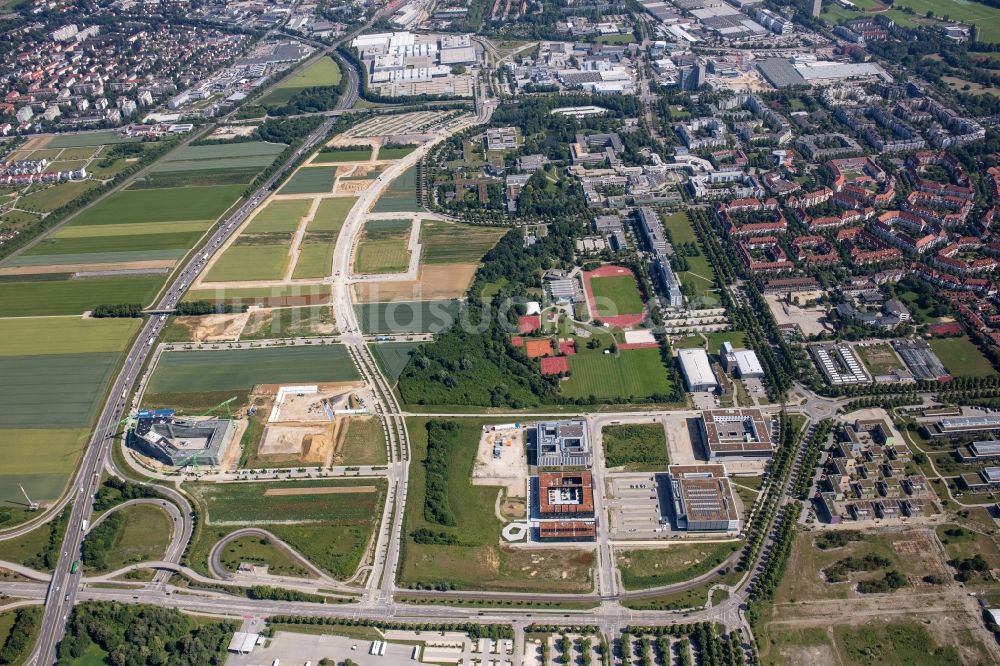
[355,299,460,334]
[139,141,285,187]
[419,220,506,264]
[258,56,342,107]
[354,219,412,274]
[1,184,247,315]
[0,318,140,521]
[279,166,337,195]
[43,132,141,148]
[372,166,419,212]
[144,346,359,409]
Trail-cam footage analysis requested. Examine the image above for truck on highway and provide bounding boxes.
[81,520,88,532]
[70,560,79,574]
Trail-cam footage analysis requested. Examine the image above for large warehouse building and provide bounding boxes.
[668,464,741,532]
[678,348,718,392]
[129,410,234,467]
[699,408,774,460]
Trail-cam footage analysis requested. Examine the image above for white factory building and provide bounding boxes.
[678,348,718,392]
[720,342,764,379]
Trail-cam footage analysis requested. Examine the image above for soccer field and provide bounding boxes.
[562,348,673,400]
[590,275,645,318]
[146,345,359,394]
[929,337,999,377]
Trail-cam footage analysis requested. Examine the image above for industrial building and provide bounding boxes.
[533,420,591,467]
[926,414,1000,439]
[678,348,718,392]
[667,464,741,532]
[719,342,764,379]
[129,410,233,467]
[699,409,774,460]
[535,471,595,519]
[958,440,1000,462]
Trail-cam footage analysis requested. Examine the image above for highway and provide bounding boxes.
[22,106,345,666]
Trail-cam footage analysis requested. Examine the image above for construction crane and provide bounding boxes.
[20,484,38,511]
[198,396,237,419]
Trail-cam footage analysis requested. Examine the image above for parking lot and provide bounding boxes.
[606,472,671,540]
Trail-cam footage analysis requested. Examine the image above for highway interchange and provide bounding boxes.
[0,27,868,666]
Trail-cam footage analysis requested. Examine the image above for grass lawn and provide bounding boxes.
[602,423,668,471]
[279,167,337,195]
[419,220,506,264]
[0,275,163,316]
[206,243,290,282]
[856,343,906,375]
[562,348,673,401]
[291,241,333,279]
[354,219,411,274]
[675,330,747,351]
[314,148,372,163]
[936,523,1000,571]
[93,503,173,572]
[146,345,358,395]
[662,211,697,245]
[372,165,419,213]
[245,199,311,233]
[617,541,740,590]
[218,534,312,577]
[590,275,644,318]
[339,416,389,466]
[185,478,384,524]
[677,254,719,305]
[400,417,595,592]
[308,197,356,232]
[929,336,998,377]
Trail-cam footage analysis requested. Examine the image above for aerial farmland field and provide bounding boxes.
[258,56,341,107]
[419,220,506,264]
[187,478,384,524]
[354,219,412,274]
[245,199,311,233]
[0,317,139,519]
[279,167,337,195]
[355,299,460,334]
[313,148,372,163]
[308,197,356,232]
[205,241,290,282]
[0,275,164,316]
[145,345,359,396]
[291,237,335,279]
[372,166,419,213]
[71,185,245,226]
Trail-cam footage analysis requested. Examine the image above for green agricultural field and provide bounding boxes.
[45,132,140,148]
[354,219,411,274]
[16,180,100,213]
[370,341,420,383]
[0,429,88,505]
[157,141,284,164]
[21,230,205,257]
[930,336,998,377]
[617,541,740,590]
[185,478,383,523]
[9,249,183,268]
[279,167,337,195]
[146,345,358,395]
[379,145,418,160]
[48,219,211,240]
[313,148,372,163]
[590,275,644,318]
[72,185,244,226]
[355,299,460,334]
[205,243,290,282]
[0,275,164,316]
[0,317,139,356]
[0,353,121,428]
[239,305,335,340]
[602,423,668,471]
[308,197,356,232]
[182,283,330,305]
[419,220,506,264]
[372,165,418,212]
[259,56,341,106]
[562,348,673,401]
[291,241,333,279]
[245,199,311,233]
[400,417,595,592]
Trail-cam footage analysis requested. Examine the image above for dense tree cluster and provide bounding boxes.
[0,609,38,665]
[81,512,122,570]
[93,477,162,512]
[173,300,237,316]
[57,603,235,665]
[423,420,459,526]
[91,303,143,318]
